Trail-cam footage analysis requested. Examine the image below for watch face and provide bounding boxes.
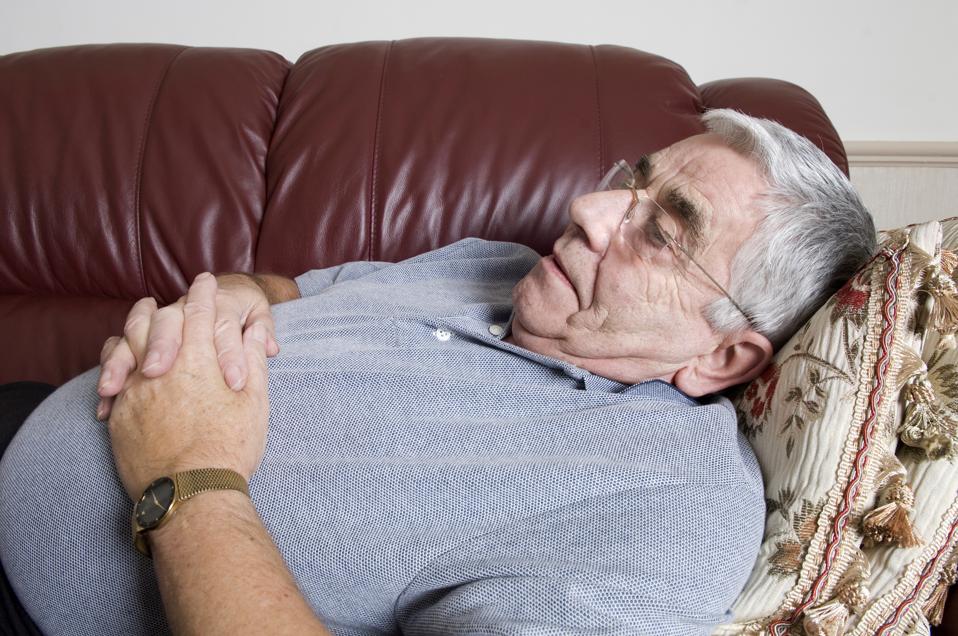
[134,477,175,530]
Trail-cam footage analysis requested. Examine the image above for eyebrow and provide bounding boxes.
[665,190,707,254]
[635,155,652,181]
[638,154,707,254]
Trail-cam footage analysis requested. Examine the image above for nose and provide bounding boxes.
[568,189,638,254]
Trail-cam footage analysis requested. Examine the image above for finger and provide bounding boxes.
[96,395,114,421]
[98,337,137,397]
[214,310,247,391]
[267,335,280,357]
[123,297,158,367]
[97,337,137,421]
[244,304,279,358]
[97,336,122,395]
[181,272,217,353]
[142,303,185,378]
[241,322,270,396]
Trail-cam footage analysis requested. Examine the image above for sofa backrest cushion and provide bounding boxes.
[0,38,846,385]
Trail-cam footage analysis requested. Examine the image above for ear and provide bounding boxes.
[671,330,774,397]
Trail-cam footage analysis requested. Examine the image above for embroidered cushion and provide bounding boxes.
[847,218,958,636]
[714,222,942,635]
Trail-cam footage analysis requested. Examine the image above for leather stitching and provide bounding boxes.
[369,41,394,262]
[589,45,604,183]
[132,46,188,298]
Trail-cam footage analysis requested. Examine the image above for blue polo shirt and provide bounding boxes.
[0,238,764,635]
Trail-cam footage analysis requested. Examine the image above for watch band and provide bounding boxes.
[133,468,249,558]
[174,468,249,500]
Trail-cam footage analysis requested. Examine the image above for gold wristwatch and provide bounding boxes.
[131,468,249,557]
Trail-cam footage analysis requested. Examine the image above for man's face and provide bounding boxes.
[508,133,768,385]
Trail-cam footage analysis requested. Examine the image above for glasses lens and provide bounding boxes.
[629,200,688,267]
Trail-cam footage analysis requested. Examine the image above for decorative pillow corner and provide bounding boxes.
[715,221,939,636]
[847,217,958,636]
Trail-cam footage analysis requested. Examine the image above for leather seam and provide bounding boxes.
[132,46,188,297]
[368,41,394,262]
[254,59,292,271]
[589,45,604,182]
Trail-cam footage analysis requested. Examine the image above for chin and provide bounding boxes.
[511,271,571,341]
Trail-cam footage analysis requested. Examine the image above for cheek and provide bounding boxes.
[596,268,704,336]
[511,268,575,335]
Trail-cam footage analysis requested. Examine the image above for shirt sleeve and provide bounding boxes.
[294,261,391,297]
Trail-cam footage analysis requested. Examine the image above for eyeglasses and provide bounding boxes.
[598,159,758,332]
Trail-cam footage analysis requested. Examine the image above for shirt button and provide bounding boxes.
[433,328,451,342]
[488,324,505,337]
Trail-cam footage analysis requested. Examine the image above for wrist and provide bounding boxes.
[147,489,255,558]
[132,468,251,558]
[213,272,298,305]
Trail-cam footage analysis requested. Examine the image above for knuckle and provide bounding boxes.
[123,315,145,335]
[183,300,212,317]
[100,336,120,360]
[214,318,235,336]
[131,297,156,313]
[153,305,181,322]
[147,336,178,354]
[216,345,237,361]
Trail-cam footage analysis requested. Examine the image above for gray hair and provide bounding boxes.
[702,108,877,349]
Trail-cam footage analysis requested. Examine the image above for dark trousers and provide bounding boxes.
[1,382,55,636]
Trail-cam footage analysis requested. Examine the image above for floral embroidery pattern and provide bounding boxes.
[827,270,872,372]
[766,489,826,578]
[739,342,854,456]
[733,250,881,588]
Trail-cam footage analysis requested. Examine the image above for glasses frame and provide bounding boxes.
[602,159,759,332]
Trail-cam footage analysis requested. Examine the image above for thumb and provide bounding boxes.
[241,323,270,396]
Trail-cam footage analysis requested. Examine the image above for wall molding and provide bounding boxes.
[845,141,958,168]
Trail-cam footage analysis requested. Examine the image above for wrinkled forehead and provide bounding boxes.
[644,133,768,250]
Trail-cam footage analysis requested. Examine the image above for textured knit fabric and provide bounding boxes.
[0,239,765,636]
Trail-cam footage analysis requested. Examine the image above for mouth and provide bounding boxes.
[546,254,574,291]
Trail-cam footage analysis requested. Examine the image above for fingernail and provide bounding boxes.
[225,365,243,390]
[96,401,106,420]
[99,369,112,390]
[251,324,268,344]
[142,351,161,372]
[195,272,213,282]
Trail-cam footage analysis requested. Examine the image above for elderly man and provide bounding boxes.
[0,109,875,635]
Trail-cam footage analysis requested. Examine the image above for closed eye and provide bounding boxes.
[645,217,669,248]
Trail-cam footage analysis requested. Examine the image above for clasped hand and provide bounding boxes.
[100,273,276,500]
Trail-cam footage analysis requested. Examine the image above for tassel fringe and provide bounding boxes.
[863,454,921,547]
[939,333,957,350]
[803,600,849,636]
[939,248,957,277]
[904,612,931,636]
[923,552,958,626]
[900,376,958,459]
[925,269,958,333]
[801,549,871,636]
[895,346,926,392]
[923,580,948,626]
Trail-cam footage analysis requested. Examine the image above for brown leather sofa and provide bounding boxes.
[1,37,952,634]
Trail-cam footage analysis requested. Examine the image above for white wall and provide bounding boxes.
[2,0,956,143]
[4,0,957,229]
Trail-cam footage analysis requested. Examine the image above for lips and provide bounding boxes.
[548,254,574,290]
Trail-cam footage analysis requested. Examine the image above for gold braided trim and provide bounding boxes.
[765,242,913,634]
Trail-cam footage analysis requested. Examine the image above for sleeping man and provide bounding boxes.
[0,109,875,635]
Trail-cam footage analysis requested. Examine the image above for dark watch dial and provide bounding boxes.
[134,477,176,530]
